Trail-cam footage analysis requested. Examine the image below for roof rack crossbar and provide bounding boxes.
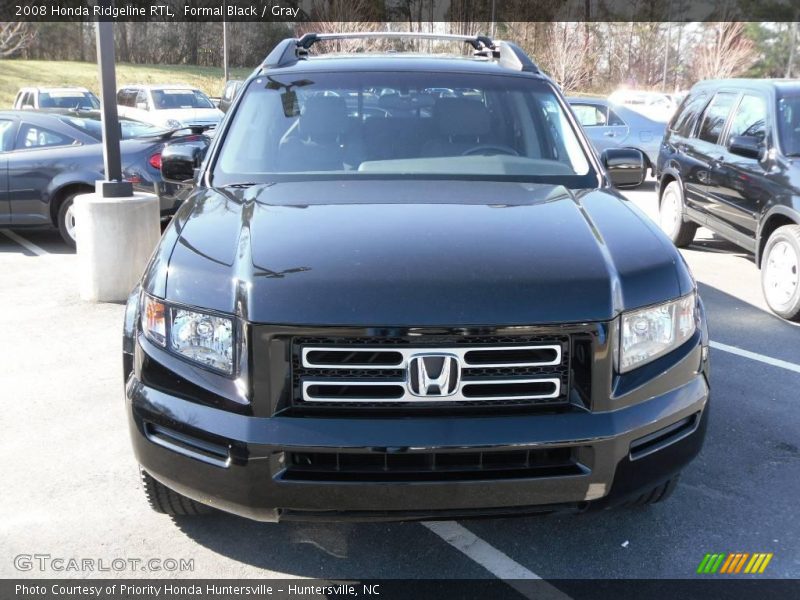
[261,33,540,74]
[296,32,495,51]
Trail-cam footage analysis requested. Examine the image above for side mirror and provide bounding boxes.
[601,147,646,188]
[161,138,210,184]
[22,104,34,110]
[729,135,765,160]
[136,101,148,111]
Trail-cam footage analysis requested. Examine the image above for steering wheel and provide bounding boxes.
[462,144,520,157]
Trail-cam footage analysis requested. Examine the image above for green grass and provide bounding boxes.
[0,59,252,107]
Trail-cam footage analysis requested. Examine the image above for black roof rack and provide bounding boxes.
[261,32,540,74]
[296,32,495,51]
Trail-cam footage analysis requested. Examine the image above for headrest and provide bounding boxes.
[299,96,348,138]
[434,98,491,137]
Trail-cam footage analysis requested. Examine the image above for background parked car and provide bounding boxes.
[568,96,666,181]
[117,84,223,130]
[218,79,243,113]
[0,110,194,246]
[657,78,800,320]
[13,87,100,111]
[608,89,678,121]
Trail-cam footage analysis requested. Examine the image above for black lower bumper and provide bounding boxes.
[126,369,709,522]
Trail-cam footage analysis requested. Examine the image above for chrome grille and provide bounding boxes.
[292,335,570,408]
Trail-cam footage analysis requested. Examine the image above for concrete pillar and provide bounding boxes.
[74,192,160,302]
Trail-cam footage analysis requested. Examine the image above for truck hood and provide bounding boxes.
[160,180,693,326]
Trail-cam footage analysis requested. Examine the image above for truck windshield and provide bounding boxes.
[39,91,100,110]
[213,71,596,187]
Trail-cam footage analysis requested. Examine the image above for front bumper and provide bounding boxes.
[127,361,709,522]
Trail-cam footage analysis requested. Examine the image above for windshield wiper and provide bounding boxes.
[222,182,260,188]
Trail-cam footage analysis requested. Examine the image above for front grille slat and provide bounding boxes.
[292,335,571,410]
[301,344,562,369]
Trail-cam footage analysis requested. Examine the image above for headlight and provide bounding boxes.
[619,292,696,373]
[166,119,182,129]
[141,294,234,375]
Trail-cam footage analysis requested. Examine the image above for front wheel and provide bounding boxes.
[57,194,79,247]
[658,180,697,247]
[761,225,800,321]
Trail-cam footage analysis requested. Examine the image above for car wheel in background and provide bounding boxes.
[140,468,213,516]
[57,193,80,247]
[761,224,800,321]
[658,180,697,247]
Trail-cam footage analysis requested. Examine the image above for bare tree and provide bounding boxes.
[0,22,35,57]
[297,2,387,53]
[690,22,756,81]
[539,22,592,93]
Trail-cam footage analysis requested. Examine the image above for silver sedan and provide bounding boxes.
[567,96,667,181]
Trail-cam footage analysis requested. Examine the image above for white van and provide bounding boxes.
[117,84,222,129]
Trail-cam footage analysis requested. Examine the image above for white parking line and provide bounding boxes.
[711,340,800,375]
[422,521,571,599]
[0,229,49,257]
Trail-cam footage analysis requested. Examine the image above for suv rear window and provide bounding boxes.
[151,89,213,110]
[214,71,594,186]
[696,92,737,144]
[117,89,137,107]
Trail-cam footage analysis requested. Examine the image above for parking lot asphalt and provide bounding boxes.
[1,182,798,583]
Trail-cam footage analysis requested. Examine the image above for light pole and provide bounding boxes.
[223,18,229,82]
[95,11,129,197]
[74,0,160,302]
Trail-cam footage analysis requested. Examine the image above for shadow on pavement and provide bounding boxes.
[171,514,471,577]
[686,235,752,262]
[0,229,75,255]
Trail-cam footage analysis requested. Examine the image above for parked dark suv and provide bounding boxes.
[657,79,800,320]
[124,33,709,522]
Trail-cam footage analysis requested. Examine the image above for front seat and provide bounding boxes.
[422,97,493,157]
[278,96,350,171]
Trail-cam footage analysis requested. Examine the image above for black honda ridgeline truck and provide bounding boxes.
[123,33,710,522]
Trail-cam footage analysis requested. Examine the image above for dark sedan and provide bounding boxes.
[0,110,191,246]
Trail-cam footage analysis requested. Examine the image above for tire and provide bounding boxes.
[140,468,213,516]
[56,192,82,247]
[658,180,697,247]
[624,475,680,507]
[761,224,800,321]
